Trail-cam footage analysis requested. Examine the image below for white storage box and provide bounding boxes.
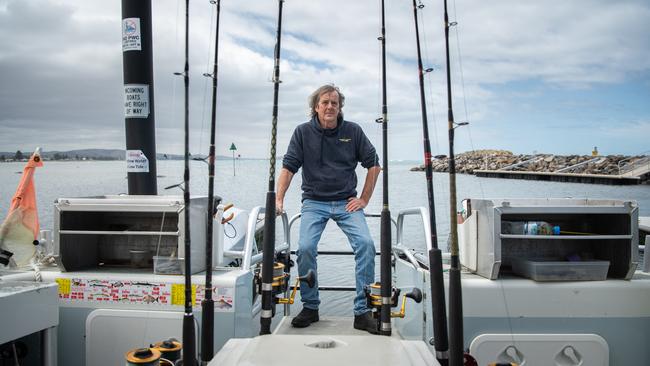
[458,198,639,280]
[53,195,217,274]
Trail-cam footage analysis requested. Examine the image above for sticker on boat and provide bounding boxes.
[56,277,235,311]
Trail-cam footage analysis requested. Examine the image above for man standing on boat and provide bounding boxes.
[276,84,381,334]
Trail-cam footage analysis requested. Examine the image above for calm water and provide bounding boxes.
[1,159,649,315]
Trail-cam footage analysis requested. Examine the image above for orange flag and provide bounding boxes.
[0,148,43,267]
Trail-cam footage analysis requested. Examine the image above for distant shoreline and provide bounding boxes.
[0,148,250,163]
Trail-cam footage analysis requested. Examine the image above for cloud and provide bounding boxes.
[0,0,649,159]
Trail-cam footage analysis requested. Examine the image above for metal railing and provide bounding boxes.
[222,206,290,269]
[232,205,433,318]
[286,207,431,278]
[618,154,650,176]
[555,156,603,173]
[394,207,432,269]
[222,205,442,272]
[499,155,544,171]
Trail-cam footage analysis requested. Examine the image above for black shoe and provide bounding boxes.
[353,311,378,334]
[291,307,319,328]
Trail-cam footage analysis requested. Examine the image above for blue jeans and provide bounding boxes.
[296,199,376,316]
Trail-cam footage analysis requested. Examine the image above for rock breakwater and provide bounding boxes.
[411,150,644,176]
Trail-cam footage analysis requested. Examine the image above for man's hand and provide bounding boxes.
[350,166,379,213]
[276,168,294,216]
[275,198,284,216]
[346,197,367,212]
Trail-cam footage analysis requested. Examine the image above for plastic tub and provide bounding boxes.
[511,258,610,281]
[153,256,184,275]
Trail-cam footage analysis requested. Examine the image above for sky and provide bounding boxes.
[0,0,649,161]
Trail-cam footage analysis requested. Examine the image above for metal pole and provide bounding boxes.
[122,0,157,194]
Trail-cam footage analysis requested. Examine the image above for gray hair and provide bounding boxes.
[308,84,345,118]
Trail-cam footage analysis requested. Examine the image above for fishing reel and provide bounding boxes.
[278,268,315,305]
[150,338,182,364]
[365,283,423,326]
[254,261,315,310]
[125,338,182,366]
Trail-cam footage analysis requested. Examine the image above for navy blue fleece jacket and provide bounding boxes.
[282,116,380,202]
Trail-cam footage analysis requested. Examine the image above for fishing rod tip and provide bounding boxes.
[453,121,469,129]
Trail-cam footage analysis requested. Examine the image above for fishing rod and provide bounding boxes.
[260,0,284,335]
[378,0,392,337]
[443,0,466,364]
[179,0,196,364]
[201,0,221,363]
[410,0,449,363]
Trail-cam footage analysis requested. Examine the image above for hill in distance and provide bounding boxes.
[0,149,239,161]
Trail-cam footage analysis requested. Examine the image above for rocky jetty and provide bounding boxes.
[411,150,643,176]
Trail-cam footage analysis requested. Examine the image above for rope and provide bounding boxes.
[31,261,42,282]
[155,211,166,257]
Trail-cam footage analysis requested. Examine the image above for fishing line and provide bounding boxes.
[378,0,393,336]
[450,0,517,354]
[259,0,284,336]
[450,0,486,201]
[417,0,447,251]
[442,0,467,360]
[417,1,441,155]
[140,209,168,357]
[198,6,218,154]
[415,2,449,253]
[410,0,449,361]
[168,1,183,159]
[180,0,197,362]
[201,0,223,359]
[155,211,166,257]
[446,0,487,205]
[374,9,383,153]
[451,0,470,129]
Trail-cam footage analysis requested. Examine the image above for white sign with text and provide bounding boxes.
[126,150,149,173]
[122,18,142,52]
[124,84,150,118]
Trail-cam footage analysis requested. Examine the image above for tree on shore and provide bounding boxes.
[14,150,24,160]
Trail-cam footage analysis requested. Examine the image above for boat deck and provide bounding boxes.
[274,315,399,337]
[211,316,438,366]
